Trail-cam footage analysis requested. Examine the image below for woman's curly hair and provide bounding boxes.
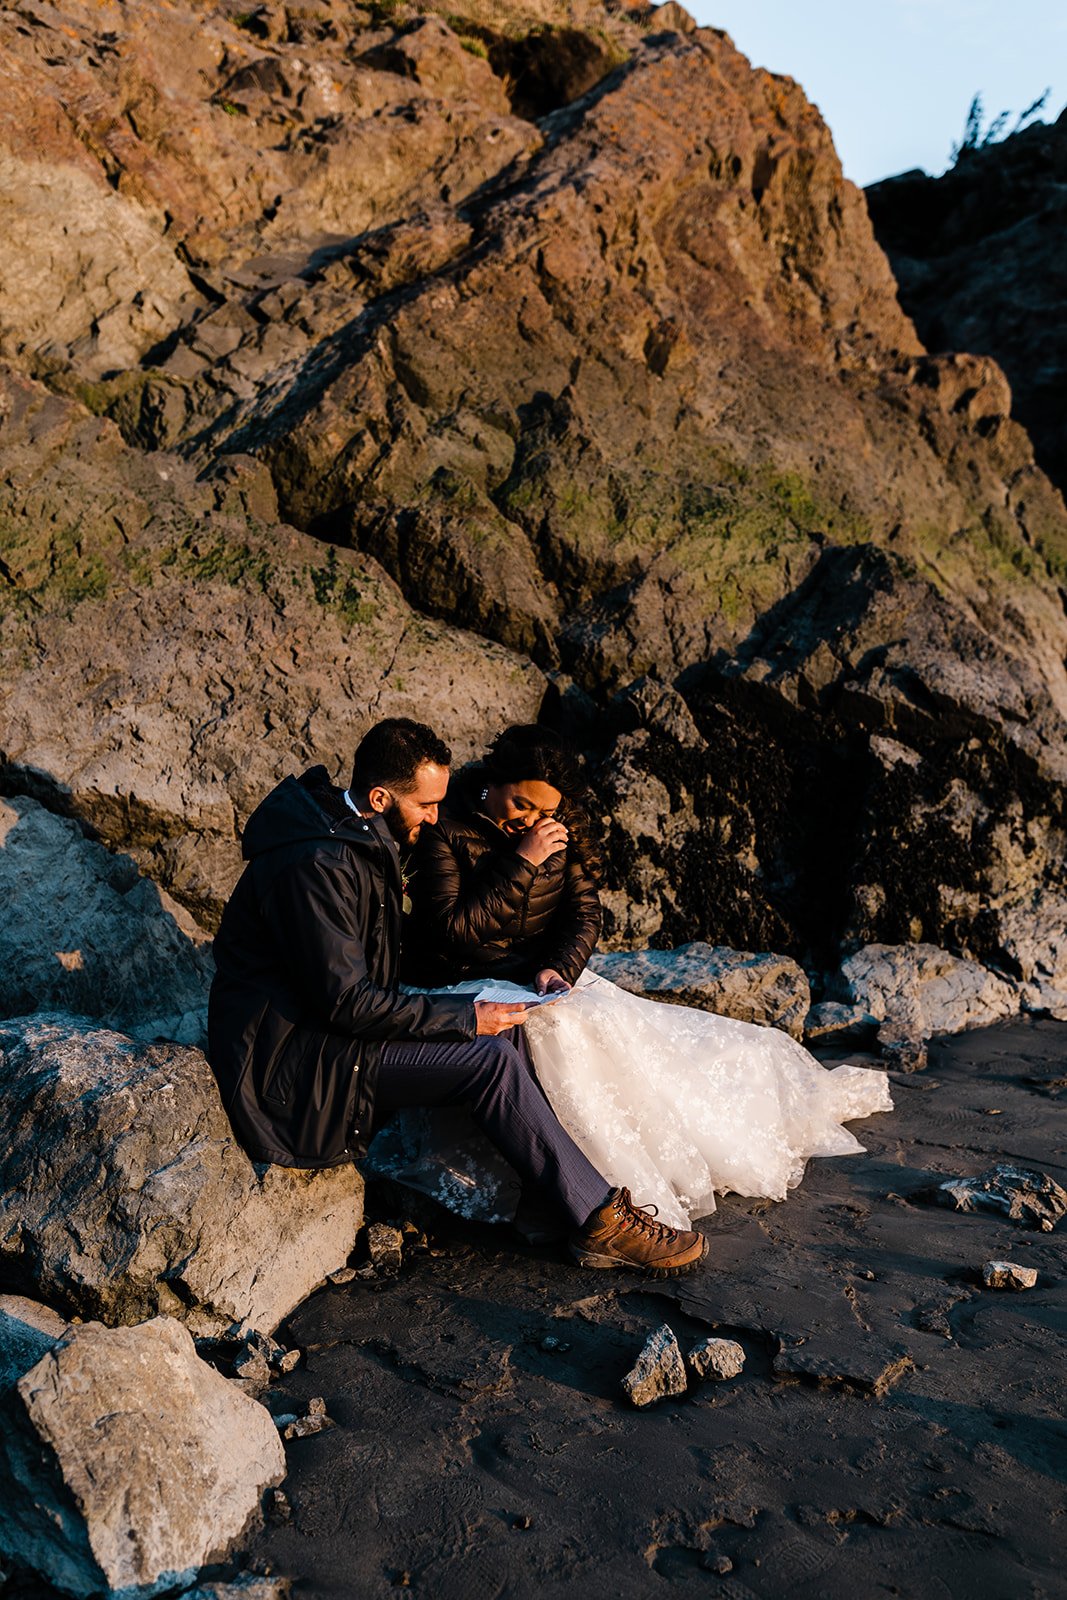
[481,724,603,883]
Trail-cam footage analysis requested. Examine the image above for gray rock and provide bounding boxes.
[232,1346,273,1388]
[0,794,211,1043]
[931,1164,1067,1232]
[283,1397,335,1440]
[183,1579,290,1600]
[0,1015,362,1334]
[997,893,1067,1020]
[702,1553,734,1575]
[591,942,810,1039]
[803,1002,879,1044]
[833,944,1018,1040]
[0,1296,284,1598]
[981,1261,1038,1291]
[0,150,195,380]
[366,1222,405,1273]
[687,1336,745,1382]
[621,1324,687,1408]
[878,1033,929,1074]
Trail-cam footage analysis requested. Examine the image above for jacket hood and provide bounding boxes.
[241,766,372,860]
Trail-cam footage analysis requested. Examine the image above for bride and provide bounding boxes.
[368,725,892,1233]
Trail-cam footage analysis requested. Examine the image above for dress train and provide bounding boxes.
[364,971,893,1230]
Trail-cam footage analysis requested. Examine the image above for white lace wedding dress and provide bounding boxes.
[365,971,893,1229]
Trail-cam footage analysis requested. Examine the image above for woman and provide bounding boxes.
[372,725,892,1231]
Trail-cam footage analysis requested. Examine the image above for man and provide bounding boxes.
[208,718,707,1275]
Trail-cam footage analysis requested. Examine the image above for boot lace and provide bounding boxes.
[614,1188,676,1242]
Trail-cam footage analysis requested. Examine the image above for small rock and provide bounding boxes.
[366,1222,404,1273]
[540,1336,571,1352]
[621,1324,687,1408]
[182,1577,291,1600]
[803,1002,878,1044]
[879,1032,928,1073]
[931,1164,1067,1231]
[982,1260,1038,1291]
[282,1395,335,1440]
[687,1337,745,1382]
[268,1488,292,1525]
[327,1267,357,1285]
[232,1346,273,1386]
[282,1414,334,1441]
[271,1347,302,1374]
[701,1553,733,1575]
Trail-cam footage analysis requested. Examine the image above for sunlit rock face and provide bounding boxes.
[867,106,1067,501]
[0,0,1063,986]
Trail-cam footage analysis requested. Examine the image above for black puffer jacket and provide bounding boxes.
[208,766,476,1168]
[405,774,602,988]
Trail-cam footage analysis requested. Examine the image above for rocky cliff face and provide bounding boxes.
[867,106,1067,502]
[0,0,1065,986]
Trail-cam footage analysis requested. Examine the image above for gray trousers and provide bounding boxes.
[375,1029,611,1230]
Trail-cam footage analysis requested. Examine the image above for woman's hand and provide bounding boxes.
[535,969,571,996]
[515,816,569,867]
[475,1001,531,1035]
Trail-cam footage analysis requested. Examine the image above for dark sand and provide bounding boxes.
[249,1020,1067,1599]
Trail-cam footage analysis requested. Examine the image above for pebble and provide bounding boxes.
[327,1267,357,1285]
[621,1324,687,1408]
[687,1337,745,1382]
[367,1222,404,1273]
[268,1488,291,1525]
[702,1553,733,1575]
[981,1260,1038,1291]
[232,1346,272,1386]
[282,1396,335,1440]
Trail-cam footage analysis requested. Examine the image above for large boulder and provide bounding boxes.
[0,0,1065,992]
[589,941,810,1039]
[0,1016,362,1336]
[832,944,1019,1041]
[0,371,546,929]
[0,795,211,1044]
[0,1295,284,1598]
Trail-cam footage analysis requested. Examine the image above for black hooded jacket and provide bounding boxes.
[208,766,477,1168]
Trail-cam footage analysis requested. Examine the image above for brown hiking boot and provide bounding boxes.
[569,1187,708,1278]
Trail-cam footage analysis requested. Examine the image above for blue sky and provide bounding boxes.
[686,0,1067,187]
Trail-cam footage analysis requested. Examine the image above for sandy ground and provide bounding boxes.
[248,1019,1067,1600]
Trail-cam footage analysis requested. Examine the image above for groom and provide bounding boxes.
[208,717,707,1276]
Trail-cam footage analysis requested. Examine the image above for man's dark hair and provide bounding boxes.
[351,718,451,794]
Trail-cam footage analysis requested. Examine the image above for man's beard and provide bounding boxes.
[382,800,419,848]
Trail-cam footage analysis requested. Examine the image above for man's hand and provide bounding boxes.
[535,968,571,996]
[515,816,569,867]
[475,1000,532,1036]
